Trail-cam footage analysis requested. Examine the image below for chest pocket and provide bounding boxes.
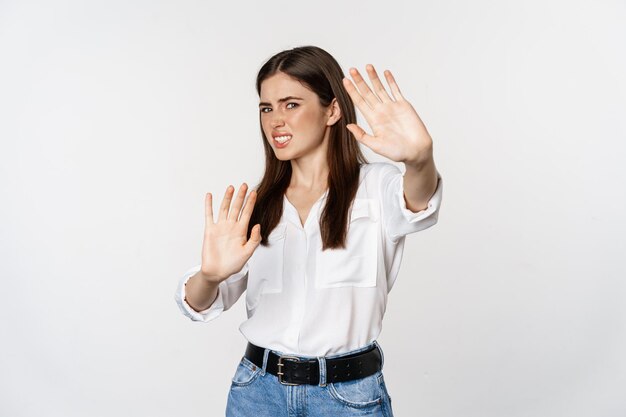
[247,223,287,305]
[315,198,379,289]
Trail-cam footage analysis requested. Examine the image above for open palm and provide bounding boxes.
[342,64,433,166]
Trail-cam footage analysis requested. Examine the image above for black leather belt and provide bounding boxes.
[244,341,382,386]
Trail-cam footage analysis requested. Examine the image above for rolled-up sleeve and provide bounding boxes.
[378,162,443,242]
[174,263,249,322]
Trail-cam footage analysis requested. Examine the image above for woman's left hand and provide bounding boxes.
[342,64,433,166]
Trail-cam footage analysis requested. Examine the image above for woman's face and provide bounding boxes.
[259,71,337,161]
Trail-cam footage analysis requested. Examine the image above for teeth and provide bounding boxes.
[274,135,292,143]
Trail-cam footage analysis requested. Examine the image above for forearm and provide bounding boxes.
[184,271,220,312]
[402,153,438,213]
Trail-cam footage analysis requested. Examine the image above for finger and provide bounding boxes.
[227,183,248,221]
[245,224,262,252]
[239,188,257,224]
[251,223,261,242]
[384,69,405,102]
[342,76,374,120]
[218,185,234,222]
[365,64,393,103]
[349,67,381,108]
[205,192,214,225]
[346,123,378,151]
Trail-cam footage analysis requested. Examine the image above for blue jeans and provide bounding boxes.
[226,340,394,416]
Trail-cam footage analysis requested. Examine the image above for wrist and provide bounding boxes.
[403,155,434,172]
[403,147,433,169]
[196,270,223,285]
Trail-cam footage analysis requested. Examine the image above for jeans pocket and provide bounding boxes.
[377,372,394,413]
[327,371,383,408]
[230,356,262,387]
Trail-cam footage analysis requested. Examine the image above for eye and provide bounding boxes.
[260,103,298,113]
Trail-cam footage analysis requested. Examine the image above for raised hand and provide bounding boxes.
[342,64,434,166]
[199,183,261,284]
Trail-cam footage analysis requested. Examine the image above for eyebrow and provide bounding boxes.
[258,96,304,107]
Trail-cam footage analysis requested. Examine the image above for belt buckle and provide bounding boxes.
[277,355,301,386]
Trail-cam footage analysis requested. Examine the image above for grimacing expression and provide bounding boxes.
[259,72,334,161]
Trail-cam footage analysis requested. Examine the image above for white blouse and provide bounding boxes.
[174,162,443,357]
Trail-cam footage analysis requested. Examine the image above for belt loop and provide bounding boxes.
[317,356,327,387]
[261,347,270,375]
[373,340,384,369]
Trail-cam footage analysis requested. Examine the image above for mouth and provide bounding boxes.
[272,134,292,148]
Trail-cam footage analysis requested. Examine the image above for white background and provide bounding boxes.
[1,0,625,416]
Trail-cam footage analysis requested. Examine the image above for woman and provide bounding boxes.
[175,45,443,417]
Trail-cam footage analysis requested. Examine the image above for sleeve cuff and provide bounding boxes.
[174,265,227,322]
[379,162,444,242]
[395,170,443,224]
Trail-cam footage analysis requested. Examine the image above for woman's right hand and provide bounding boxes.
[199,183,261,285]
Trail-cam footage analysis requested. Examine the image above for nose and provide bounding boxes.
[270,113,285,128]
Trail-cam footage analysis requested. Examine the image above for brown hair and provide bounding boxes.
[248,45,368,250]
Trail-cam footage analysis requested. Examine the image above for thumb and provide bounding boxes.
[247,224,262,248]
[346,123,373,147]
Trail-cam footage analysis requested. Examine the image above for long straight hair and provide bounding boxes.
[248,45,368,250]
